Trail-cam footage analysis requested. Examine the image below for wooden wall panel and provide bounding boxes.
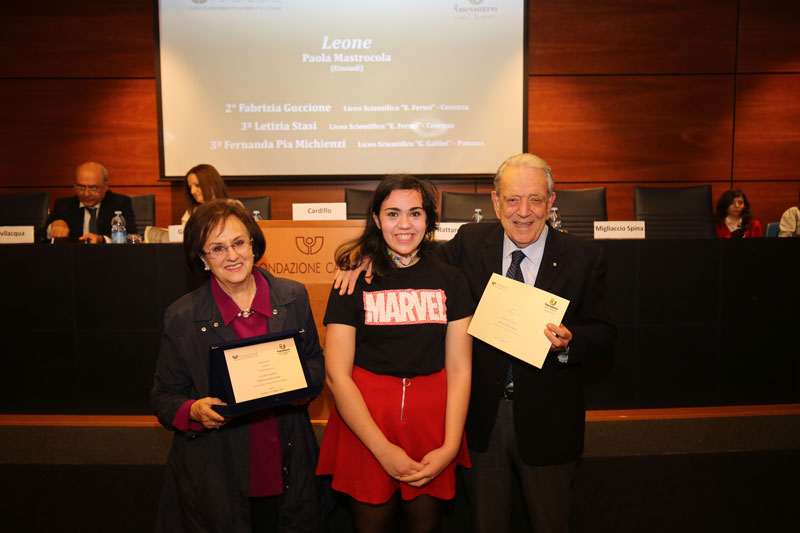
[0,1,155,78]
[601,182,731,222]
[0,0,798,228]
[738,0,800,72]
[732,180,800,226]
[531,0,737,74]
[0,79,159,187]
[529,76,734,181]
[733,74,800,180]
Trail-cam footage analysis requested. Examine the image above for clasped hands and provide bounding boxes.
[375,441,458,488]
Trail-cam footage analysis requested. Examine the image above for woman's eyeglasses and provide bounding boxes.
[203,238,253,259]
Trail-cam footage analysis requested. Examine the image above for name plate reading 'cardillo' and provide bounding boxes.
[292,202,347,221]
[468,273,569,369]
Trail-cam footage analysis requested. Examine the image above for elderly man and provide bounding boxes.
[47,162,137,243]
[439,154,615,533]
[336,153,616,532]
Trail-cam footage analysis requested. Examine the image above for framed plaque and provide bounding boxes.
[209,329,321,417]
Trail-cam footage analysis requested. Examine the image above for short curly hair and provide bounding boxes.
[183,198,266,276]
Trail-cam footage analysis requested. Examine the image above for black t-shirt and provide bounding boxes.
[324,256,474,377]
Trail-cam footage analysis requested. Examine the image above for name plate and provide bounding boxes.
[0,226,34,243]
[594,221,645,239]
[292,202,346,221]
[168,224,184,242]
[434,222,465,241]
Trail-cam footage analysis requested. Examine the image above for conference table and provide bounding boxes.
[1,223,798,421]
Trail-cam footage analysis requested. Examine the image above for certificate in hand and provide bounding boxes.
[209,329,321,417]
[467,273,569,369]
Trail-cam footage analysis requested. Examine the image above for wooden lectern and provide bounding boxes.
[256,220,365,422]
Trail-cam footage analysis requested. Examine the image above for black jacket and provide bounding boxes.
[437,223,616,465]
[151,268,329,533]
[46,190,138,237]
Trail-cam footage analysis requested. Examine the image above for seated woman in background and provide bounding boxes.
[182,163,230,224]
[714,189,763,238]
[778,190,800,237]
[317,174,473,533]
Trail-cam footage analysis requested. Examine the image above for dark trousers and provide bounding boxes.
[462,399,576,533]
[250,494,281,533]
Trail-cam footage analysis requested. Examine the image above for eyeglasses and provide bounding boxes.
[74,184,104,193]
[203,238,253,259]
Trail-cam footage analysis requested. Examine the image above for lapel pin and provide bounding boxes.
[273,309,278,316]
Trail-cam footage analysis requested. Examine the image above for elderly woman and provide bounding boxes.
[316,175,473,532]
[151,199,327,533]
[181,164,231,224]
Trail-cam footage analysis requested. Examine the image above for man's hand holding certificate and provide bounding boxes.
[467,273,570,369]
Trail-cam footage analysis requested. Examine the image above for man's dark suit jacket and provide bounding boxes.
[437,222,616,466]
[46,190,138,238]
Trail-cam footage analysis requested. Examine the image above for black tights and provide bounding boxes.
[349,493,442,533]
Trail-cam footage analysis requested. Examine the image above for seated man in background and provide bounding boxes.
[778,190,800,237]
[47,161,137,243]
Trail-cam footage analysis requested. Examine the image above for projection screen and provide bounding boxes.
[156,0,528,179]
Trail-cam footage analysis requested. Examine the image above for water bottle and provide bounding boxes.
[252,210,263,221]
[111,211,127,244]
[471,208,483,223]
[548,206,562,231]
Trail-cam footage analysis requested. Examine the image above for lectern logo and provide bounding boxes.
[295,236,324,255]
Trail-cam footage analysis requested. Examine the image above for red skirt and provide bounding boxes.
[316,366,470,504]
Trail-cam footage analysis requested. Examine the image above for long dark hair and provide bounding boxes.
[184,164,230,214]
[335,174,439,278]
[714,189,753,229]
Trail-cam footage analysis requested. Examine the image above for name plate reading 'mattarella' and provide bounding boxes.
[594,221,645,239]
[0,226,34,244]
[434,222,465,241]
[292,202,346,221]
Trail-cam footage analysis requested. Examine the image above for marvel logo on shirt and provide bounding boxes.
[363,289,447,325]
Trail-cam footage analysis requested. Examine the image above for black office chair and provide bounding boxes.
[129,194,156,230]
[0,192,51,241]
[344,188,373,219]
[553,187,607,238]
[440,191,497,222]
[235,196,271,219]
[633,185,715,239]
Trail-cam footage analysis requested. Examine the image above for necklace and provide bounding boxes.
[237,308,254,318]
[387,248,419,267]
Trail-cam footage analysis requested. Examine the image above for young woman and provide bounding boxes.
[182,164,231,224]
[317,175,473,532]
[714,189,763,238]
